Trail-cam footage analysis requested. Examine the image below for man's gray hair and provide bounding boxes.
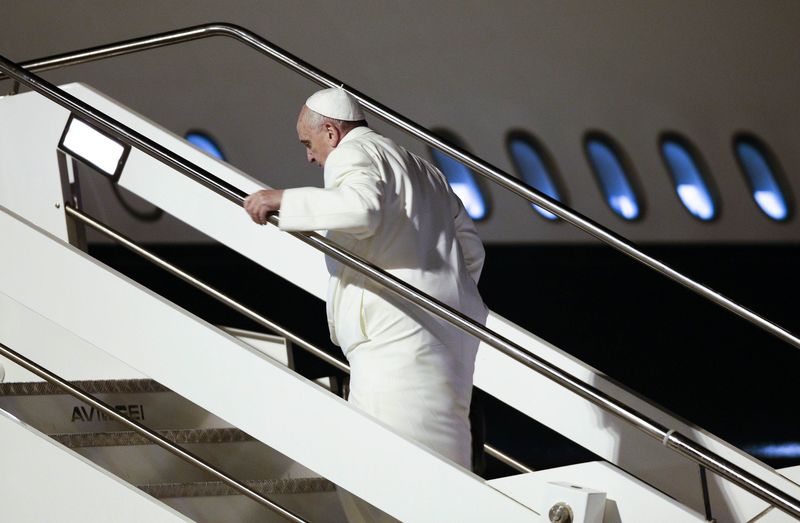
[304,108,366,132]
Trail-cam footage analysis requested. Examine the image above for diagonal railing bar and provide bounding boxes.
[64,204,530,474]
[1,22,799,353]
[0,52,798,519]
[0,341,307,523]
[66,206,349,374]
[270,212,800,520]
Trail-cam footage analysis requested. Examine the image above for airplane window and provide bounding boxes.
[660,134,717,221]
[507,133,564,221]
[734,135,790,221]
[746,442,800,459]
[185,131,226,161]
[584,133,641,220]
[429,131,488,221]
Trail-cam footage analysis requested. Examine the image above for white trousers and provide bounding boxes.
[334,283,482,521]
[347,336,475,467]
[337,321,478,522]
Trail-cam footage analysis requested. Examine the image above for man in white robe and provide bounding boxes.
[244,88,487,472]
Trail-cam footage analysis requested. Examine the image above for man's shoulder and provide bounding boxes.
[345,127,405,151]
[324,132,381,184]
[330,128,397,162]
[327,138,375,167]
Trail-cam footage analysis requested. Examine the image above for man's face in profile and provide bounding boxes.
[296,106,333,168]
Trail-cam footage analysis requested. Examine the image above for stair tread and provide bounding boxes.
[139,477,336,498]
[0,378,168,396]
[50,427,253,448]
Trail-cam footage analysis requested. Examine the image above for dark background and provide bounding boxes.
[88,241,800,478]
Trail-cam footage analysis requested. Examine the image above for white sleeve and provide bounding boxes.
[278,146,384,239]
[451,193,485,283]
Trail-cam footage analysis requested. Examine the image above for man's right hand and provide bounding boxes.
[244,189,284,225]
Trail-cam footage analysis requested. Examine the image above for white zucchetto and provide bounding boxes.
[305,87,365,121]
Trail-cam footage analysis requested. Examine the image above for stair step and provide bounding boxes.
[139,477,336,498]
[47,427,319,485]
[0,379,231,433]
[140,479,345,523]
[0,378,168,395]
[1,373,349,520]
[50,427,252,448]
[0,409,192,523]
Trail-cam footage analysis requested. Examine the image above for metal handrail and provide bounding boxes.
[68,206,349,374]
[0,341,307,523]
[64,204,531,474]
[1,22,798,353]
[1,53,798,519]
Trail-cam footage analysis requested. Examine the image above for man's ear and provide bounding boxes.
[325,122,342,147]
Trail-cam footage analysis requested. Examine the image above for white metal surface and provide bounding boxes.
[0,380,232,434]
[0,409,192,523]
[490,461,707,522]
[477,313,800,522]
[0,87,73,241]
[64,439,317,486]
[157,491,344,523]
[0,291,146,383]
[543,482,605,523]
[0,205,539,522]
[725,466,800,522]
[220,326,291,367]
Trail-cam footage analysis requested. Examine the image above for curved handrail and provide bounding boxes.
[64,204,532,475]
[1,53,797,519]
[1,22,798,353]
[0,340,307,523]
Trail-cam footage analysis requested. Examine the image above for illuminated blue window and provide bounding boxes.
[507,133,563,220]
[185,131,226,161]
[734,135,790,221]
[660,134,717,221]
[429,132,488,221]
[584,133,641,220]
[746,442,800,459]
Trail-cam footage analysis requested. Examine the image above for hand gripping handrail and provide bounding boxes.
[1,53,798,519]
[0,340,308,523]
[63,204,532,474]
[2,22,799,353]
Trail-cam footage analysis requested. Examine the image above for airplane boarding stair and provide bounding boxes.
[1,25,800,522]
[0,203,541,522]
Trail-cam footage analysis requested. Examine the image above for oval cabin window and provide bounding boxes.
[429,131,489,221]
[660,134,717,221]
[584,133,641,220]
[734,135,790,221]
[507,133,564,221]
[185,131,226,161]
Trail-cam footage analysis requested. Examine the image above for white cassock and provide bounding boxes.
[280,126,487,473]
